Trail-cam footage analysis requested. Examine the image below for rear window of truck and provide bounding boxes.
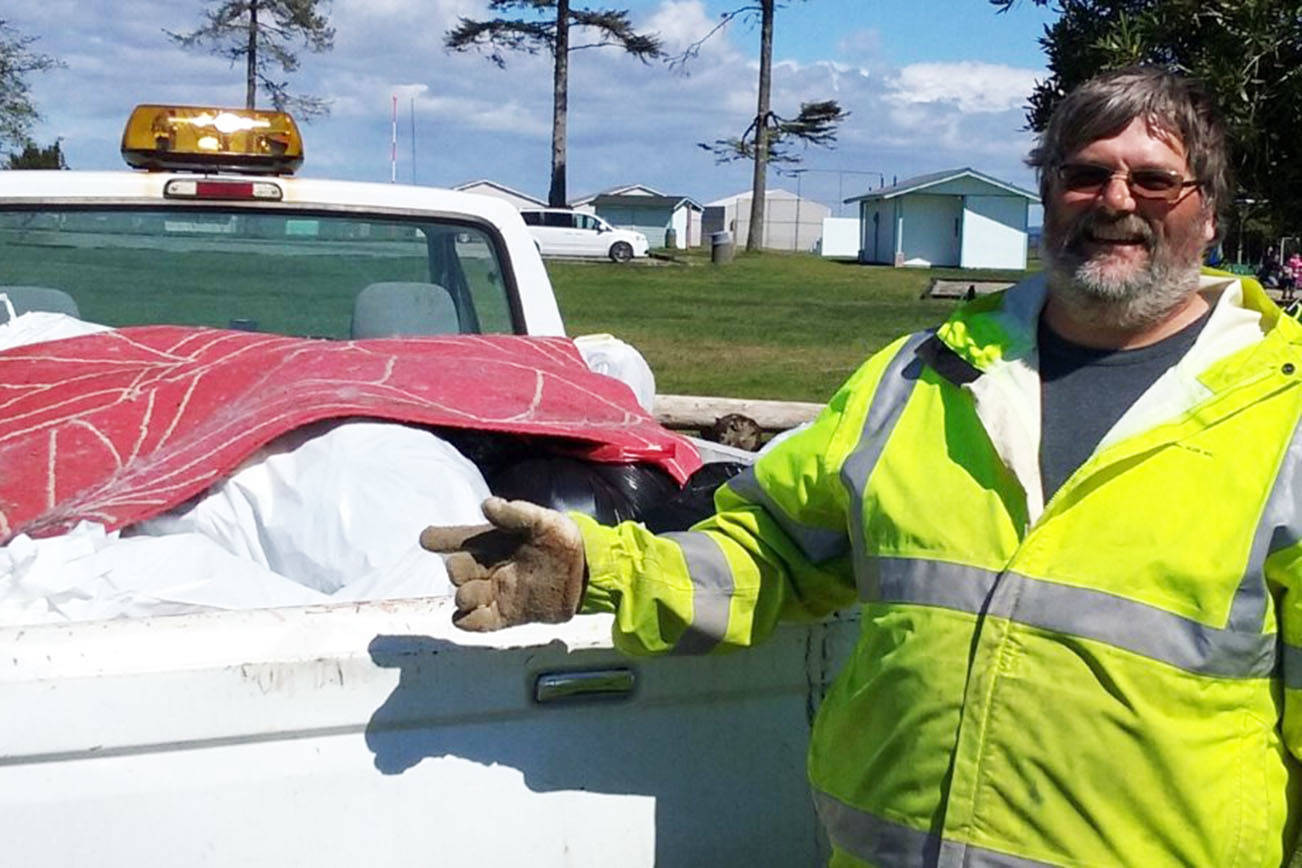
[0,207,518,338]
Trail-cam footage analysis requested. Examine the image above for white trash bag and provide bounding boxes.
[0,305,112,352]
[0,522,330,626]
[574,333,657,413]
[131,420,492,598]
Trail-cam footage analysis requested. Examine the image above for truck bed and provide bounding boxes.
[0,597,857,866]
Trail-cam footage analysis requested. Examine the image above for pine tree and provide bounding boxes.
[0,20,63,152]
[6,139,66,170]
[167,0,335,119]
[686,2,847,252]
[446,1,663,207]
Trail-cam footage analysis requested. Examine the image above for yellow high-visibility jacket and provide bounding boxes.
[575,272,1302,867]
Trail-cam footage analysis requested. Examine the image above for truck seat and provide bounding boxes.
[350,282,461,339]
[0,285,81,324]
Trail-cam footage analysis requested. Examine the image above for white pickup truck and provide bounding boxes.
[0,105,854,865]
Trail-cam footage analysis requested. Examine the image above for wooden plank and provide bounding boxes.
[924,279,1014,299]
[654,394,823,432]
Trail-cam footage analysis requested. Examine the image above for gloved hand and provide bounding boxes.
[419,496,586,631]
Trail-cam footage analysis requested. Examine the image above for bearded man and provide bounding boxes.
[424,67,1302,867]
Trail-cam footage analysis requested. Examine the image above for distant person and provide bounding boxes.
[1260,245,1282,288]
[422,67,1302,866]
[1285,252,1302,302]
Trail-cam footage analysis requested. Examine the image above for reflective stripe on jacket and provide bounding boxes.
[576,272,1302,867]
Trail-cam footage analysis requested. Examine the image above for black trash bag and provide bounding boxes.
[436,428,536,478]
[488,456,680,526]
[639,461,750,533]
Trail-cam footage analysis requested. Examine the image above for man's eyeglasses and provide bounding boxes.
[1055,163,1201,202]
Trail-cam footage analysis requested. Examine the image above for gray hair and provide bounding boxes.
[1028,67,1231,219]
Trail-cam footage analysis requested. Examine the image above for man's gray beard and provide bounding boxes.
[1043,227,1203,331]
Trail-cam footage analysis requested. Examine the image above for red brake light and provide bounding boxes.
[164,179,283,201]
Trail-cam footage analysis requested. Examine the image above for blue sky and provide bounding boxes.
[6,0,1058,213]
[719,0,1057,67]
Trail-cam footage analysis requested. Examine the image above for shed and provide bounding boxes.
[452,180,546,210]
[706,189,831,252]
[844,168,1040,270]
[572,185,704,248]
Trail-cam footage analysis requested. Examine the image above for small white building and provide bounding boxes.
[844,168,1040,269]
[452,180,546,210]
[705,188,831,252]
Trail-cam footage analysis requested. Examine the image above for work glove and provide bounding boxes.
[419,496,586,631]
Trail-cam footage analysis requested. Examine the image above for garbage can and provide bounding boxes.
[664,227,677,250]
[710,231,734,265]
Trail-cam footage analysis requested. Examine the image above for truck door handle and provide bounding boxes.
[534,668,635,703]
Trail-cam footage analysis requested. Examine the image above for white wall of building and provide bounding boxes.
[763,193,831,251]
[820,218,860,259]
[669,208,701,248]
[902,195,962,266]
[707,190,830,251]
[960,195,1029,269]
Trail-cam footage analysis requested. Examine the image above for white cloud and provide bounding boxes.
[886,61,1041,114]
[644,0,737,61]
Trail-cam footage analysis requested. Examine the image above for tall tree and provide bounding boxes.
[687,2,847,252]
[992,0,1302,234]
[167,0,335,119]
[0,20,63,153]
[446,1,663,208]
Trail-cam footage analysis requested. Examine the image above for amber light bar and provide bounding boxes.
[121,104,304,175]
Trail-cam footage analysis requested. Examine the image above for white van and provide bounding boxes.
[520,208,650,262]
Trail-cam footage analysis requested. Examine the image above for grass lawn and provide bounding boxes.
[548,247,1034,403]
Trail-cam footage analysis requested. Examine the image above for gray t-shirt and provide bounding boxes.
[1038,311,1211,502]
